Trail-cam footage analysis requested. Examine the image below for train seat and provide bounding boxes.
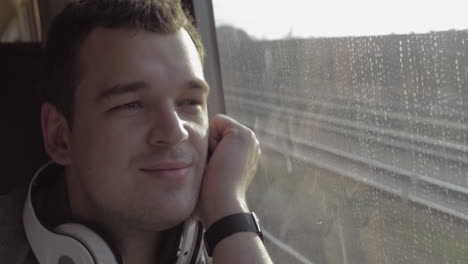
[1,43,48,195]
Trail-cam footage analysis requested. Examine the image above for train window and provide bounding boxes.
[209,0,468,263]
[0,0,42,42]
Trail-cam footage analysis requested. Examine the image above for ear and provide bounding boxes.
[41,102,72,165]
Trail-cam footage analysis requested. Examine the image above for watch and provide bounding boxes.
[203,212,264,257]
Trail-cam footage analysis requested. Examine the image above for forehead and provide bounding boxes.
[77,27,204,91]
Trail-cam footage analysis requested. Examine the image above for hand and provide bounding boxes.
[196,114,261,228]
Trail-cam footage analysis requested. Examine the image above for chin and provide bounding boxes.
[145,207,195,231]
[140,194,199,230]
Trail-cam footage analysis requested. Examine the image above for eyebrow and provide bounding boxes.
[96,79,210,103]
[96,81,147,103]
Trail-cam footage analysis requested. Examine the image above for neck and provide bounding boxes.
[115,229,162,264]
[71,199,163,264]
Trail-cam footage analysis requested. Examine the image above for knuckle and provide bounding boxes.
[246,129,256,140]
[246,130,258,146]
[254,137,260,146]
[235,125,254,138]
[239,125,254,137]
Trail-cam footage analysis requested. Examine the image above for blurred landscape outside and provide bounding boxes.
[212,0,468,263]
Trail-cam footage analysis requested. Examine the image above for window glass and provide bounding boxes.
[212,0,468,263]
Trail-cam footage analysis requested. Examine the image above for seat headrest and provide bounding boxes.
[0,43,48,194]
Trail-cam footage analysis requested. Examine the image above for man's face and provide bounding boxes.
[66,27,209,230]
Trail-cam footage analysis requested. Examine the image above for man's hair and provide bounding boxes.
[44,0,205,124]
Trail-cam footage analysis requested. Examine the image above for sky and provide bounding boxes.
[212,0,468,40]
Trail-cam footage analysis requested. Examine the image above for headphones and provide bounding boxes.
[23,162,206,264]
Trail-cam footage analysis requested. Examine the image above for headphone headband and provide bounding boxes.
[23,162,206,264]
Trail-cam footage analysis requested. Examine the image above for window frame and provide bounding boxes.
[191,0,226,117]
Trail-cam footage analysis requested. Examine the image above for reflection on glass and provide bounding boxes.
[0,0,41,42]
[213,0,468,263]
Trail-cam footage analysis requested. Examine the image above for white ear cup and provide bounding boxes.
[55,223,119,264]
[24,208,96,264]
[23,162,96,264]
[24,162,118,264]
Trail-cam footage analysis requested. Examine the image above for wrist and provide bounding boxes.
[200,197,250,228]
[203,212,264,257]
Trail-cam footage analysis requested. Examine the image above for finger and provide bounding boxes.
[210,115,230,133]
[208,114,236,150]
[208,118,221,152]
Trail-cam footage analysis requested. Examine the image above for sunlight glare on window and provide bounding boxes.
[213,0,468,39]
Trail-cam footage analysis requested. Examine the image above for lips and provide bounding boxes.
[140,161,192,182]
[141,160,191,171]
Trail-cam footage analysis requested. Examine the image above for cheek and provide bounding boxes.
[188,122,209,169]
[68,119,147,202]
[69,115,145,171]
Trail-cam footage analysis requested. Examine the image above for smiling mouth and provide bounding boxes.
[141,161,191,170]
[140,161,193,181]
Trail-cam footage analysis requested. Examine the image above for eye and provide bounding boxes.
[180,99,202,106]
[178,99,204,114]
[111,101,143,111]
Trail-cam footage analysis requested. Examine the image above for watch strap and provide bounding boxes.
[204,212,263,257]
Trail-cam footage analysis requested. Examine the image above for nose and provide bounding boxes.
[147,103,189,147]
